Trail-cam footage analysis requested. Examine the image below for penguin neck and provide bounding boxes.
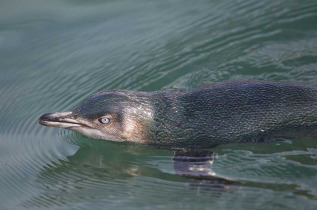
[118,91,154,143]
[120,90,186,144]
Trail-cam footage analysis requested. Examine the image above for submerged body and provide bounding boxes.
[39,80,317,148]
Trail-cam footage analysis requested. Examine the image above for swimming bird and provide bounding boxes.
[39,80,317,148]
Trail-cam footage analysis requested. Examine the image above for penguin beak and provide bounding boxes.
[39,112,89,128]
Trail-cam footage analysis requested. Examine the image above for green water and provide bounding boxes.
[0,0,317,209]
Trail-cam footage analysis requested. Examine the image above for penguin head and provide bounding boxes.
[39,91,153,142]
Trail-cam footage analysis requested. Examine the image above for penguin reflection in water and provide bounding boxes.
[39,80,317,147]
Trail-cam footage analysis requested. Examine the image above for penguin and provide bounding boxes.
[39,80,317,148]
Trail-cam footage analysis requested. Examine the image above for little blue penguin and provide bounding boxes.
[39,80,317,148]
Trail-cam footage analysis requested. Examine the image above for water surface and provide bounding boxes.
[0,0,317,209]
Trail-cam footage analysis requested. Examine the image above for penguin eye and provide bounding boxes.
[98,116,111,125]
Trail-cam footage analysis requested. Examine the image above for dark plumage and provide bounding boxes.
[39,80,317,148]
